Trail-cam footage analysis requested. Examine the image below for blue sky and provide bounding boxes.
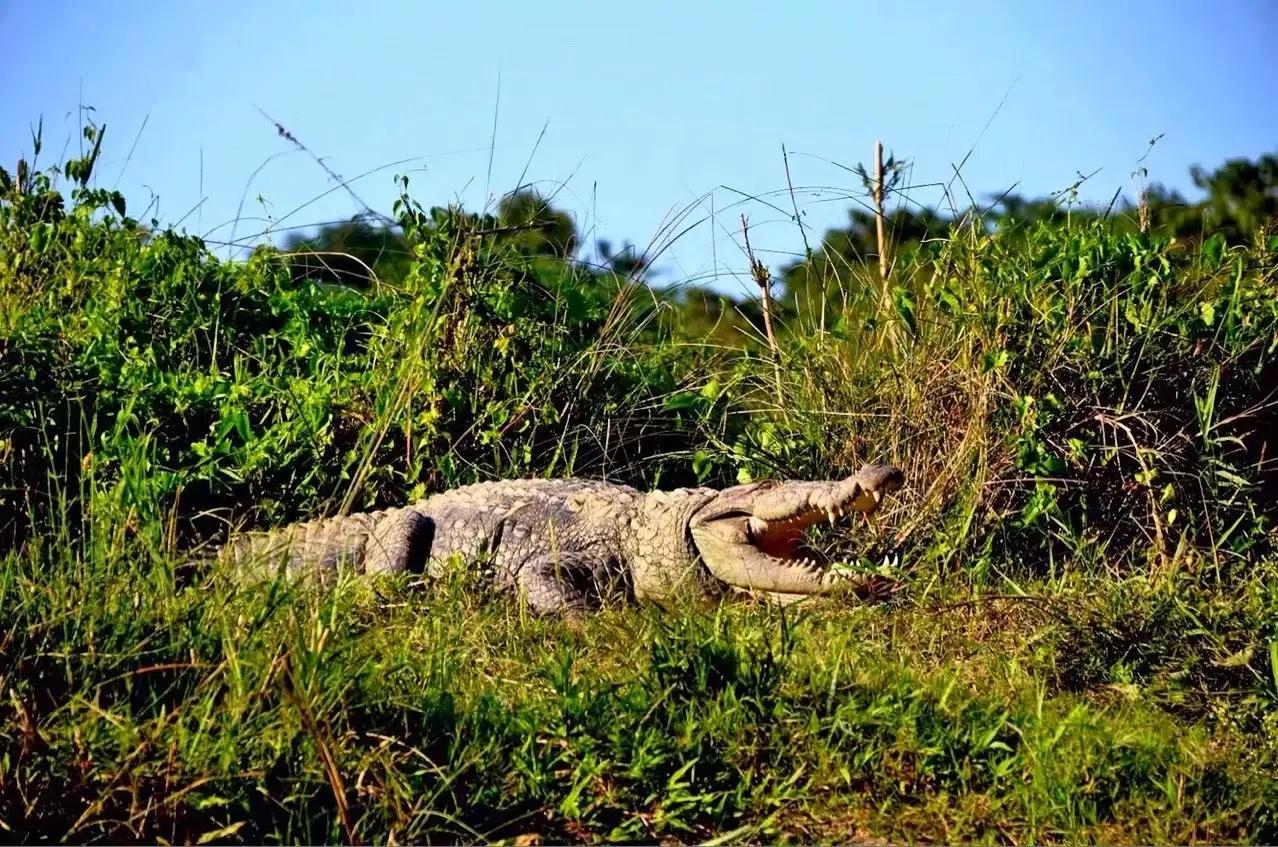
[3,0,1275,295]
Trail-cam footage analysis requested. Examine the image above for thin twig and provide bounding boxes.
[254,106,394,229]
[781,144,817,320]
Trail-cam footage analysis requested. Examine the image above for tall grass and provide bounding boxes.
[2,131,1277,843]
[733,220,1277,579]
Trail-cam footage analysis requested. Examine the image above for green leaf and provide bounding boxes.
[1201,233,1225,269]
[663,391,702,412]
[197,822,245,843]
[892,285,918,337]
[189,794,234,810]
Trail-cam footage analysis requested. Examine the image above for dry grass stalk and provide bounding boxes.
[740,214,785,404]
[740,214,779,357]
[873,140,890,282]
[285,661,361,845]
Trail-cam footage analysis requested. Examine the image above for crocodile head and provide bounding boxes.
[687,464,905,595]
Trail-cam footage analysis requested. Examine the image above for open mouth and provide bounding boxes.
[744,488,888,565]
[689,465,905,594]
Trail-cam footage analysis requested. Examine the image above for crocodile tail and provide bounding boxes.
[219,511,383,583]
[217,507,433,583]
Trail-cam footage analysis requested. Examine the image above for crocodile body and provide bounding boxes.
[220,466,904,614]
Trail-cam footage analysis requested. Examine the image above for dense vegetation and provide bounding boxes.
[2,124,1277,843]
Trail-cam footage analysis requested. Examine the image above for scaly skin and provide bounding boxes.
[219,465,905,614]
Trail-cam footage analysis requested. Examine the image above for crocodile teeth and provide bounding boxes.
[827,510,837,527]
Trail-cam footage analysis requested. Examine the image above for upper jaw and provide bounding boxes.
[749,466,903,528]
[760,487,888,529]
[689,464,904,536]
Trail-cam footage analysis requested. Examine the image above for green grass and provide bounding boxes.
[5,548,1276,843]
[2,128,1277,843]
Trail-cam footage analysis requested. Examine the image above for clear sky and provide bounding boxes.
[3,1,1275,295]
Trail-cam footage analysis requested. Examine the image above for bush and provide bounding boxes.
[0,156,719,551]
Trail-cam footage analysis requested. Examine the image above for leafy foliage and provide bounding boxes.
[0,161,717,549]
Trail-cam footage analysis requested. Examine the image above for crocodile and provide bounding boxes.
[218,464,905,614]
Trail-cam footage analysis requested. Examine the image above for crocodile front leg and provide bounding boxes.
[516,552,622,615]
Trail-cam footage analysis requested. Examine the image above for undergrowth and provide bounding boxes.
[1,126,1276,843]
